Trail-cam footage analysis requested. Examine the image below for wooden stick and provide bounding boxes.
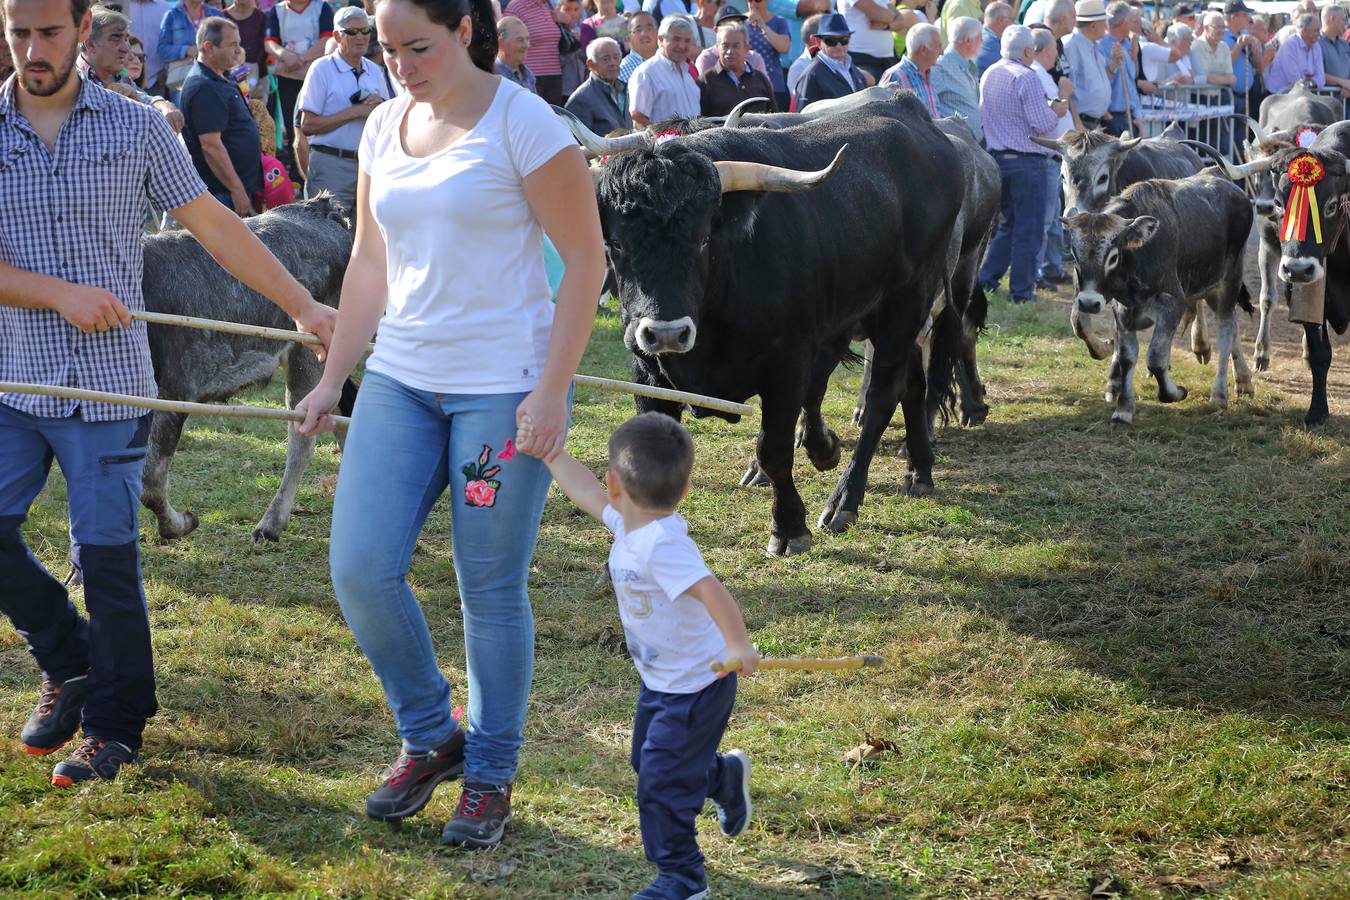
[710,655,885,674]
[130,309,375,353]
[130,310,756,417]
[0,382,351,427]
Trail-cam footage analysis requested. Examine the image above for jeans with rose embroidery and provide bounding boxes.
[330,370,563,784]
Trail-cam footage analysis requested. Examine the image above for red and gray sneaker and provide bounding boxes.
[21,675,87,756]
[365,730,465,823]
[441,781,512,849]
[51,736,137,787]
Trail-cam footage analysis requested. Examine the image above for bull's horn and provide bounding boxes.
[1180,139,1277,180]
[725,96,772,129]
[1030,135,1065,151]
[714,144,849,194]
[1231,113,1269,145]
[552,105,653,158]
[1115,136,1143,150]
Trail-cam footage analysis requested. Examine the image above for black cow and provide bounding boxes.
[1063,174,1254,424]
[140,197,354,543]
[566,94,963,555]
[1253,121,1350,425]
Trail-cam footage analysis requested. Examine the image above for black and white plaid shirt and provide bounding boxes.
[0,73,206,421]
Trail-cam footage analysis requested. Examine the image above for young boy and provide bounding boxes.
[543,412,761,900]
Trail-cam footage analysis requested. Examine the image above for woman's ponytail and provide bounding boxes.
[466,0,498,74]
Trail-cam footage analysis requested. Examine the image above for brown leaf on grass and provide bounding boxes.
[470,859,519,883]
[768,859,831,885]
[843,734,898,769]
[319,475,338,495]
[1155,874,1218,895]
[290,507,318,517]
[1212,847,1252,870]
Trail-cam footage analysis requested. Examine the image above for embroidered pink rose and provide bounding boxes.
[465,479,497,508]
[462,444,504,507]
[498,439,516,461]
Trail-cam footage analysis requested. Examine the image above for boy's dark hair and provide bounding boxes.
[608,413,695,510]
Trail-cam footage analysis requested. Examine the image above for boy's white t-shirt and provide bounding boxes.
[602,506,727,695]
[358,78,575,394]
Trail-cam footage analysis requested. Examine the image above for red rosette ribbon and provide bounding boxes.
[1282,153,1326,244]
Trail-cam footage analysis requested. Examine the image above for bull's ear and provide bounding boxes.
[1118,216,1159,249]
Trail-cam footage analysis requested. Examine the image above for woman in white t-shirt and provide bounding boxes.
[295,0,604,850]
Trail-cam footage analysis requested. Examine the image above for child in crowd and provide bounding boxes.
[542,412,760,900]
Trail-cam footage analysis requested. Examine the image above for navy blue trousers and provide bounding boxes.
[979,151,1050,302]
[0,405,156,750]
[632,673,738,879]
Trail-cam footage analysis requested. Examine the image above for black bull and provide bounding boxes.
[583,94,963,555]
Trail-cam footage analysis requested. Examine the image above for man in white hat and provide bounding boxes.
[1062,0,1111,127]
[295,5,393,213]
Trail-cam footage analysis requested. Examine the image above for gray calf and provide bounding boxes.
[140,196,353,543]
[1063,175,1254,424]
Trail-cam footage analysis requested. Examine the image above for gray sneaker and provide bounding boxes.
[365,730,465,822]
[441,781,512,849]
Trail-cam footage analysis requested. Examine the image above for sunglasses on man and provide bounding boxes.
[820,36,849,47]
[342,27,372,36]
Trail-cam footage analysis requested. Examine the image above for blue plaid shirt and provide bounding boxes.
[0,74,207,421]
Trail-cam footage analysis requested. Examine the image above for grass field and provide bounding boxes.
[2,296,1348,898]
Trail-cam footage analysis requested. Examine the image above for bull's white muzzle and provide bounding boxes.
[634,316,697,354]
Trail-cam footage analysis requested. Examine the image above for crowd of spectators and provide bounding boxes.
[10,0,1350,303]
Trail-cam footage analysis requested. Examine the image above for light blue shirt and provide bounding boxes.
[1099,33,1140,117]
[1064,29,1110,117]
[930,46,983,142]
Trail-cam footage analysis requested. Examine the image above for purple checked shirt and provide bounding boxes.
[979,58,1059,155]
[1265,35,1326,94]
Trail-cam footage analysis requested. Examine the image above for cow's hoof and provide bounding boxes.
[1159,385,1188,404]
[1194,349,1211,365]
[251,526,281,545]
[1305,411,1329,428]
[766,533,812,556]
[807,435,842,472]
[819,509,857,534]
[1110,411,1133,426]
[1209,391,1229,410]
[903,474,935,498]
[960,404,990,427]
[1237,380,1256,398]
[1253,352,1271,373]
[739,460,771,488]
[157,510,199,540]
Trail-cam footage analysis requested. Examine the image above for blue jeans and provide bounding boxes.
[979,152,1050,301]
[0,405,156,749]
[632,674,738,879]
[329,370,561,784]
[1038,156,1066,279]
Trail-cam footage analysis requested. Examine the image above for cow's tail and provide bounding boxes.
[1237,281,1255,316]
[338,377,360,417]
[927,302,963,429]
[968,278,990,334]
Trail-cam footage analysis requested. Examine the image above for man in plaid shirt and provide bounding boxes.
[0,0,335,787]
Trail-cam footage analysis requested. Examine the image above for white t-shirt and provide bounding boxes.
[602,506,725,695]
[358,79,574,394]
[1033,61,1072,139]
[840,0,895,59]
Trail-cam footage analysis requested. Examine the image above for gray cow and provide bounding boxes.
[1034,125,1209,362]
[140,196,354,543]
[1063,174,1254,424]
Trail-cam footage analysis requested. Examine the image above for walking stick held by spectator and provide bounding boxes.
[711,654,885,673]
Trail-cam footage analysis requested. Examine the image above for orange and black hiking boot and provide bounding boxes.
[21,675,86,755]
[51,736,137,787]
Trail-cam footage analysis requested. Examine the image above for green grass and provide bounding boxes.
[2,298,1349,898]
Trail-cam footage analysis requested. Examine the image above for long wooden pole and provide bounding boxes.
[0,382,351,427]
[128,310,756,417]
[710,655,885,674]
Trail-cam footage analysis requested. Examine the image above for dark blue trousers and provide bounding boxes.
[0,405,156,750]
[632,673,738,879]
[979,151,1050,302]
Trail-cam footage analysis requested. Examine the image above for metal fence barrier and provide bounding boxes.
[1137,84,1236,158]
